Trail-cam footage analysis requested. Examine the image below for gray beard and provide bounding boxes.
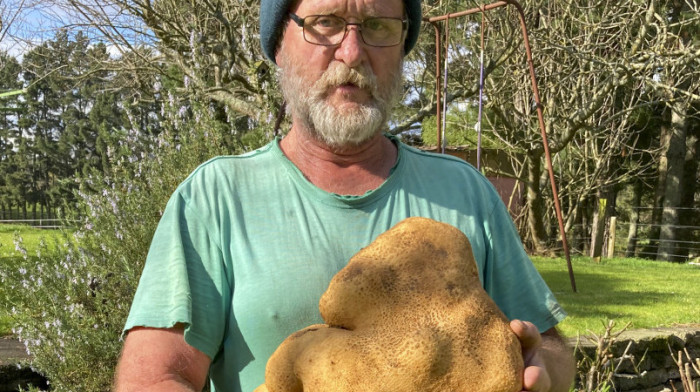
[278,56,403,149]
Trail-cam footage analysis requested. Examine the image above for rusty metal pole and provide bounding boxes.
[476,7,486,171]
[506,0,577,292]
[441,16,450,154]
[433,22,443,151]
[425,1,577,292]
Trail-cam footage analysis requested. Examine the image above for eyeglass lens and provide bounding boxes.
[302,15,405,47]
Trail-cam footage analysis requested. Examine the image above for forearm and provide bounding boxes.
[114,326,210,392]
[114,354,206,392]
[115,377,200,392]
[539,333,576,392]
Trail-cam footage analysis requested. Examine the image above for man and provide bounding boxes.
[114,0,576,391]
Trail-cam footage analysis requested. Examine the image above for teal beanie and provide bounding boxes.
[260,0,422,64]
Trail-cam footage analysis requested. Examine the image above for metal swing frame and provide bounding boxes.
[426,1,577,292]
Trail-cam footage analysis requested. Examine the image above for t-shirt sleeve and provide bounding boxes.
[482,199,566,333]
[123,189,230,360]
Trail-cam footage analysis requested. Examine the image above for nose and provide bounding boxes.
[334,25,367,68]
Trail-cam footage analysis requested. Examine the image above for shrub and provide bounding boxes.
[0,98,274,391]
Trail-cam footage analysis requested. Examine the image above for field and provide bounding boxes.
[533,256,700,337]
[0,224,69,335]
[1,224,699,338]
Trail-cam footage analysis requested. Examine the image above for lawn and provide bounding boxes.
[0,224,69,336]
[1,224,699,339]
[0,224,68,262]
[533,256,700,337]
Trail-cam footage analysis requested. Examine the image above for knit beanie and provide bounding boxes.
[260,0,422,64]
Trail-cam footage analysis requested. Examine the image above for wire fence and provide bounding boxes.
[0,219,74,229]
[0,207,58,222]
[3,207,698,261]
[567,206,700,262]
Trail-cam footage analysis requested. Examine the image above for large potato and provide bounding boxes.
[255,217,523,392]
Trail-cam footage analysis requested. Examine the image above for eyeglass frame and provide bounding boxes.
[288,13,409,48]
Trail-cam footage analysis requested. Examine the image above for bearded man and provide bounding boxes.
[114,0,575,391]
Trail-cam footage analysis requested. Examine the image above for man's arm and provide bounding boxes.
[511,320,576,392]
[114,324,211,392]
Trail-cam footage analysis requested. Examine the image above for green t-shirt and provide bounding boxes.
[124,136,565,392]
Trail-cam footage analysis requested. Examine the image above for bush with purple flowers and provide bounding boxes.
[0,97,274,391]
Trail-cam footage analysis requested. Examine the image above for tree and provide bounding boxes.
[7,0,698,255]
[21,31,73,218]
[399,0,699,254]
[653,0,699,261]
[48,0,280,129]
[0,52,23,218]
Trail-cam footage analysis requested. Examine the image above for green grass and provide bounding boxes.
[0,224,67,336]
[0,224,63,255]
[533,256,700,338]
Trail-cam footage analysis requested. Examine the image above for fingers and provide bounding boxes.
[511,320,550,392]
[521,357,551,392]
[510,319,542,352]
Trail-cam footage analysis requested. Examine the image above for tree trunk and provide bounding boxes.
[625,181,643,257]
[590,197,607,259]
[645,115,672,258]
[581,199,592,256]
[657,101,688,262]
[569,198,585,255]
[677,121,698,260]
[524,151,549,253]
[607,216,617,258]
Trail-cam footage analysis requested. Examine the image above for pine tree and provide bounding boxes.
[0,52,23,218]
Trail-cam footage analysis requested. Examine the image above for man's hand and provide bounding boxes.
[510,320,575,392]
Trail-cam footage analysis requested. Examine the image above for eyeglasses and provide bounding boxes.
[289,13,408,48]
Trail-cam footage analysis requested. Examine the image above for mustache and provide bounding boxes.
[314,62,380,99]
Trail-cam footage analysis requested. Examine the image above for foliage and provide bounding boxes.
[5,0,699,258]
[0,225,65,336]
[570,321,700,392]
[393,0,700,254]
[52,0,281,125]
[1,31,132,220]
[419,105,511,151]
[670,347,700,392]
[572,320,638,392]
[0,224,65,257]
[0,96,273,391]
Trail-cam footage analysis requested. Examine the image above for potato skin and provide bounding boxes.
[258,217,523,392]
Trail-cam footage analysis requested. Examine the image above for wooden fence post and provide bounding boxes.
[608,216,617,258]
[591,198,607,261]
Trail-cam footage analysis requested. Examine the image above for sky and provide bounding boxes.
[1,1,133,64]
[1,2,80,59]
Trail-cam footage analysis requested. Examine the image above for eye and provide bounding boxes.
[363,18,388,33]
[310,15,344,30]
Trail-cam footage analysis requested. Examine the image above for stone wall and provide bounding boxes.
[571,326,700,392]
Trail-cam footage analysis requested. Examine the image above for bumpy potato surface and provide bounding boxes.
[254,217,523,392]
